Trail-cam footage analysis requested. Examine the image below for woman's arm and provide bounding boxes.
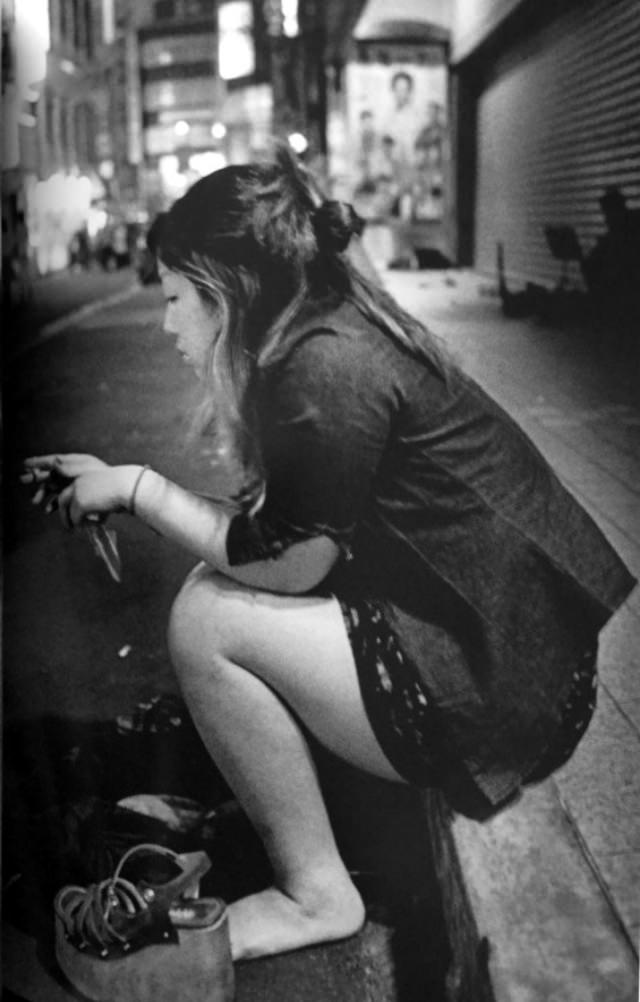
[135,466,339,593]
[23,455,339,594]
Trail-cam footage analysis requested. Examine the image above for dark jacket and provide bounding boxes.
[227,297,636,810]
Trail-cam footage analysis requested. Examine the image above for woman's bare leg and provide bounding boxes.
[167,565,404,960]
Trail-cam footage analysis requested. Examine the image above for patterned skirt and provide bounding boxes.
[339,597,597,796]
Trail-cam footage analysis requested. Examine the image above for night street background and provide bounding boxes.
[3,0,640,997]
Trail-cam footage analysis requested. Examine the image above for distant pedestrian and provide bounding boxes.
[24,146,635,965]
[69,225,91,271]
[580,185,640,330]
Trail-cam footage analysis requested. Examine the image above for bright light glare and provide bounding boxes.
[99,160,115,180]
[159,155,180,178]
[88,208,109,239]
[102,0,115,44]
[189,151,227,175]
[174,120,190,137]
[16,0,50,96]
[218,1,255,80]
[283,0,299,37]
[33,173,92,213]
[288,132,308,154]
[211,122,227,140]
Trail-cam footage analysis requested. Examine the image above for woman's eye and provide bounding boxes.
[165,296,178,305]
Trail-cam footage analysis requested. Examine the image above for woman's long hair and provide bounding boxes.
[155,143,448,507]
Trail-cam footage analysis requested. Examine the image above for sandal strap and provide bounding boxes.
[54,843,211,956]
[138,850,211,909]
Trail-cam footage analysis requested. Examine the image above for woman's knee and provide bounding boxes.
[167,563,234,674]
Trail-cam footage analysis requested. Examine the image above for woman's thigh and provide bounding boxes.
[169,564,405,783]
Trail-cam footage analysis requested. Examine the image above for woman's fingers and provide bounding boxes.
[21,460,69,510]
[23,456,114,528]
[23,454,64,471]
[32,485,46,506]
[23,453,107,478]
[20,467,51,484]
[56,485,75,530]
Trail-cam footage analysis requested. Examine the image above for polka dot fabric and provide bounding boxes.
[340,598,598,790]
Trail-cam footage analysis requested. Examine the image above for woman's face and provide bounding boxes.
[159,263,219,376]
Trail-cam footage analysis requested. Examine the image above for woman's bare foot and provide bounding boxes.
[227,874,365,960]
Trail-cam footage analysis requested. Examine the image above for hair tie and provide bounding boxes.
[311,201,364,254]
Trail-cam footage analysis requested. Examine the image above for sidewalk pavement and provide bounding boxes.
[382,267,640,960]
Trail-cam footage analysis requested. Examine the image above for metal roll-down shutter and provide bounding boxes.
[473,0,640,287]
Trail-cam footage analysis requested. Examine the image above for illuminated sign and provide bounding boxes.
[264,0,298,38]
[16,0,50,95]
[218,1,256,81]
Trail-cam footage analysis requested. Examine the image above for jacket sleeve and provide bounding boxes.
[226,329,395,565]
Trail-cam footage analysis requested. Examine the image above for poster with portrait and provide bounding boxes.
[345,55,448,225]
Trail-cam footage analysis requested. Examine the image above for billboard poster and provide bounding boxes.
[345,57,448,226]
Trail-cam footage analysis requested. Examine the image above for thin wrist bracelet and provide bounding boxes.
[129,465,151,516]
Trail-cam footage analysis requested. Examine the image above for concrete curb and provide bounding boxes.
[432,781,636,1002]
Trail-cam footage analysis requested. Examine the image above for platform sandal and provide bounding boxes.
[54,843,235,1002]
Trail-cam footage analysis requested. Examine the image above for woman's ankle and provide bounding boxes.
[284,866,364,922]
[228,879,365,961]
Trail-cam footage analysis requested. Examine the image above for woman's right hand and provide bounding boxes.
[21,453,138,528]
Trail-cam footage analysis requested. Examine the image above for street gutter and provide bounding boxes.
[12,281,140,358]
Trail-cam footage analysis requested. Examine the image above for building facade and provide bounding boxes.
[2,0,138,276]
[137,0,220,210]
[450,0,640,285]
[31,0,114,272]
[2,0,33,301]
[135,0,275,211]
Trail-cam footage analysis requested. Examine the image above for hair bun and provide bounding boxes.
[312,200,364,253]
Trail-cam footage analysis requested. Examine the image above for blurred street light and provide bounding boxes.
[189,151,227,175]
[288,132,308,154]
[282,0,299,37]
[99,160,115,180]
[211,122,228,140]
[174,119,190,137]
